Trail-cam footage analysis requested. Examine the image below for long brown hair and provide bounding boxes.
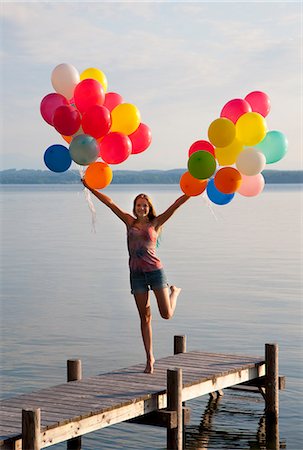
[133,193,157,221]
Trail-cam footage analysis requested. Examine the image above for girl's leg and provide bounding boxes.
[153,285,181,320]
[133,291,155,373]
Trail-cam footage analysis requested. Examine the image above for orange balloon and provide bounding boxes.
[84,161,113,189]
[62,134,73,144]
[214,167,242,194]
[180,171,208,196]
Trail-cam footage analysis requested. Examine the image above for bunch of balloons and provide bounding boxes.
[180,91,288,205]
[40,63,152,189]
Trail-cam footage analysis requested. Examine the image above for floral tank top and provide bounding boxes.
[127,222,162,273]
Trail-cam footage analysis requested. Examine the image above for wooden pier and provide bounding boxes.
[0,337,283,450]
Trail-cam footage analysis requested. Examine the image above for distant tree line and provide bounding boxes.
[0,168,302,184]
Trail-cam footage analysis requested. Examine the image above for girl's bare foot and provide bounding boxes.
[170,285,181,297]
[144,357,155,374]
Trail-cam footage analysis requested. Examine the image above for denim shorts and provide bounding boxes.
[130,268,169,294]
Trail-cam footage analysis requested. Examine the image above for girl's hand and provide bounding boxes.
[81,178,90,190]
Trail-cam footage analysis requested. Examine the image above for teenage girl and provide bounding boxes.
[82,179,190,373]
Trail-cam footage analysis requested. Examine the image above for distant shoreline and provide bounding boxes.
[0,168,302,184]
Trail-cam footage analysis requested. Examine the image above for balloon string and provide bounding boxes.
[201,192,219,221]
[78,165,97,233]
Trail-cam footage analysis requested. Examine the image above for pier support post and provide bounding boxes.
[67,360,82,450]
[265,344,279,449]
[174,335,186,355]
[167,368,183,450]
[22,408,41,450]
[265,344,279,418]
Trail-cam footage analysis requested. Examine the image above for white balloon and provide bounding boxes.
[51,63,80,100]
[236,148,266,176]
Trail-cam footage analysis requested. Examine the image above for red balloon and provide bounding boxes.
[103,92,123,112]
[188,140,215,157]
[99,132,132,164]
[129,123,152,154]
[74,78,105,114]
[82,105,111,139]
[244,91,271,117]
[40,93,69,125]
[220,98,251,123]
[53,105,81,136]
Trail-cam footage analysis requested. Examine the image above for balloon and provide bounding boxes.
[51,63,80,100]
[238,173,265,197]
[188,140,215,157]
[180,171,208,196]
[111,103,141,135]
[206,179,234,205]
[236,148,266,176]
[129,123,152,154]
[255,130,288,164]
[220,98,252,123]
[40,93,69,125]
[53,105,81,136]
[187,150,217,180]
[244,91,271,117]
[208,118,236,147]
[84,161,113,189]
[214,167,242,194]
[82,105,111,139]
[44,144,72,172]
[104,92,124,112]
[215,138,243,166]
[61,135,73,144]
[69,135,99,166]
[80,67,108,92]
[235,112,267,146]
[74,78,105,114]
[99,132,132,164]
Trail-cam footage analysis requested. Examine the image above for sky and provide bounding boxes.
[0,1,301,172]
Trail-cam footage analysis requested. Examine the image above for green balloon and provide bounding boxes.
[187,150,216,180]
[255,130,288,164]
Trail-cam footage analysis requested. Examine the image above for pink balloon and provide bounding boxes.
[237,173,265,197]
[82,105,111,139]
[53,105,81,136]
[99,132,132,164]
[104,92,124,112]
[188,140,215,157]
[129,123,152,154]
[40,93,69,125]
[74,79,105,114]
[244,91,271,117]
[220,98,252,123]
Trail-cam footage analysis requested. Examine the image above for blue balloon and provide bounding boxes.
[206,178,234,205]
[44,144,72,173]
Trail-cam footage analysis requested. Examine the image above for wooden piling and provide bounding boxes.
[264,344,280,449]
[22,408,41,450]
[174,335,186,355]
[265,344,279,419]
[167,368,183,450]
[67,360,82,450]
[67,359,82,382]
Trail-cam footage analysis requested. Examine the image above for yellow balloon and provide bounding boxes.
[215,138,243,166]
[208,118,236,148]
[236,112,267,146]
[80,67,108,92]
[111,103,141,135]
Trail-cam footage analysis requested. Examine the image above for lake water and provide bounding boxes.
[0,183,302,449]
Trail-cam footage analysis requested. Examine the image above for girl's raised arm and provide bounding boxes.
[154,194,190,229]
[82,179,134,226]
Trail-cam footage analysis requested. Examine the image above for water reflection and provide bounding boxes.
[185,395,286,450]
